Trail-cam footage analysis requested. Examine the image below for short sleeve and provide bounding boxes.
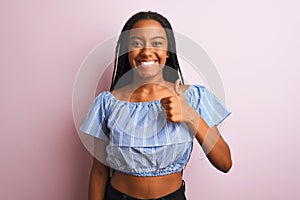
[186,85,231,127]
[80,92,110,141]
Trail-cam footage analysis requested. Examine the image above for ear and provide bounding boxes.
[166,51,170,58]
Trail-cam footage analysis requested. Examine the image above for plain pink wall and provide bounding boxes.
[1,0,300,199]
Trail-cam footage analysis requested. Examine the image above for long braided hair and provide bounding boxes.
[110,11,184,91]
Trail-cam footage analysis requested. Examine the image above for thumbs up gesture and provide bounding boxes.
[160,79,194,123]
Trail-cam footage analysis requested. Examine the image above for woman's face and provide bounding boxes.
[128,19,169,80]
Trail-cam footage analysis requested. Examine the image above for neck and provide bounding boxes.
[128,78,170,102]
[133,83,167,95]
[131,75,167,92]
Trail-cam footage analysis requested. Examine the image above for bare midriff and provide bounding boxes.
[110,171,183,199]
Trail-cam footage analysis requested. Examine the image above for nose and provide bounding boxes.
[140,45,153,57]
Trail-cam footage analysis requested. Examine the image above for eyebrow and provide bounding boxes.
[129,36,167,40]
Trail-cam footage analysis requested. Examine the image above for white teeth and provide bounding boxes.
[140,61,155,66]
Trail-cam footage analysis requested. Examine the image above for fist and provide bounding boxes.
[160,79,193,123]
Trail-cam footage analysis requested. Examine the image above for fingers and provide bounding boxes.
[160,96,177,106]
[174,79,181,96]
[160,97,171,104]
[161,96,180,122]
[161,97,171,110]
[161,103,172,110]
[161,104,178,122]
[160,80,183,123]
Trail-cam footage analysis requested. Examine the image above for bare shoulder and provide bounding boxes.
[181,84,190,92]
[110,86,132,101]
[165,81,190,92]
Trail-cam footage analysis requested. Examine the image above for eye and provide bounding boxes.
[130,41,143,48]
[152,41,163,47]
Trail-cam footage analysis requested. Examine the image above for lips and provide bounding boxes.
[137,60,157,67]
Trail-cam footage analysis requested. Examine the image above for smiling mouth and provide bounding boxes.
[137,60,158,67]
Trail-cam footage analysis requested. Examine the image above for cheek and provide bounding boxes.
[128,51,139,67]
[128,52,134,62]
[128,50,139,60]
[158,51,169,61]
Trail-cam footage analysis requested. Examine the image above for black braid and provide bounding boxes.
[110,11,184,91]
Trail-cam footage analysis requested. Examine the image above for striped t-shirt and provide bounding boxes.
[80,85,231,176]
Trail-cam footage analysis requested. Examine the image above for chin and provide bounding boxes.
[133,70,160,81]
[130,60,166,81]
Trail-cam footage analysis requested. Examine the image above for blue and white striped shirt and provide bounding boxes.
[80,85,231,176]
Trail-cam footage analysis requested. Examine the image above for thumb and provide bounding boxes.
[174,79,181,96]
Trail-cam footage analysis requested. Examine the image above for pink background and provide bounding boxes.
[1,0,300,199]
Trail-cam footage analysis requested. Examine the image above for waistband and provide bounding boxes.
[105,180,186,200]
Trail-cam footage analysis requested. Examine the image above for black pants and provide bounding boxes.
[104,180,186,200]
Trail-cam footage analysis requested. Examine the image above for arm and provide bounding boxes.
[185,109,232,173]
[161,80,232,173]
[88,158,110,200]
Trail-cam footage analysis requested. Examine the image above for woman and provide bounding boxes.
[81,11,232,200]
